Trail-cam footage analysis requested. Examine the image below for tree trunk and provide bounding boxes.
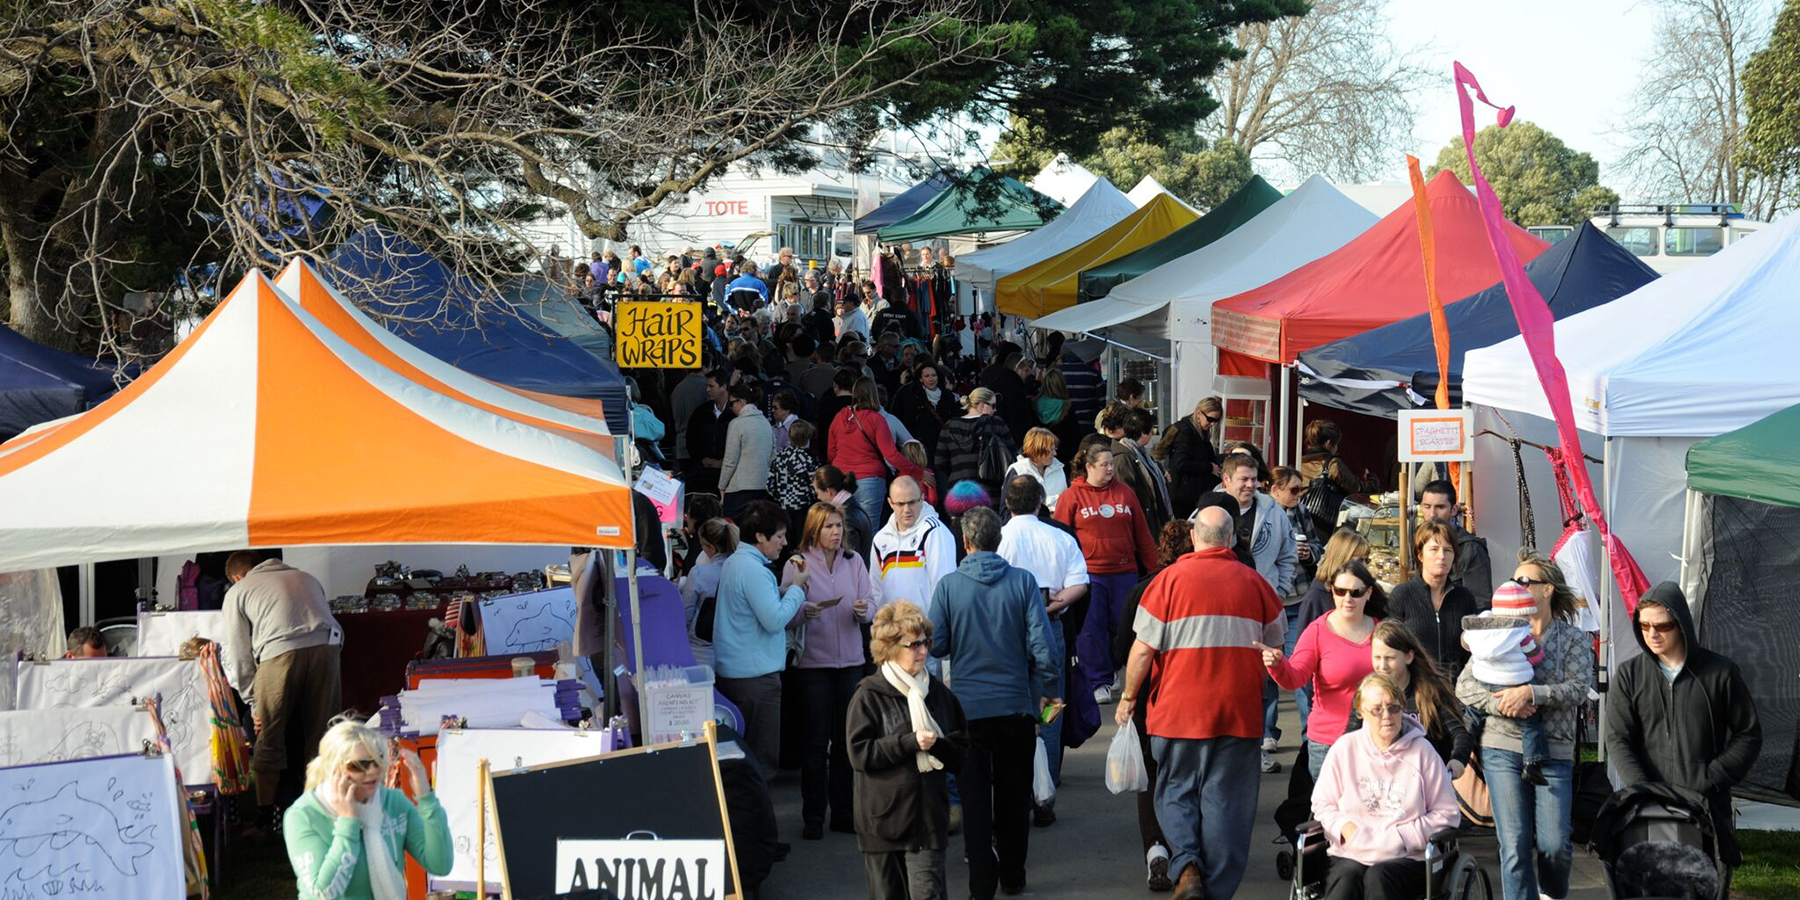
[2,219,72,350]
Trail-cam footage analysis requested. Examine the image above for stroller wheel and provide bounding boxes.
[1276,849,1294,881]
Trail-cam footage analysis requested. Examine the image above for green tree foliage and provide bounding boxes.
[1429,122,1620,227]
[994,118,1253,209]
[1741,0,1800,188]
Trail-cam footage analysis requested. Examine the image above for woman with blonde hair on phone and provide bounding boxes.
[284,716,451,900]
[781,502,877,840]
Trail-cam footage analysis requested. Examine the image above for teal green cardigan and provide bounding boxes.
[284,787,453,900]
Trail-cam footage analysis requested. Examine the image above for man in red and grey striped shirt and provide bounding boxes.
[1116,505,1284,900]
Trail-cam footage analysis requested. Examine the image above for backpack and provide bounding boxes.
[1299,455,1350,534]
[976,423,1011,483]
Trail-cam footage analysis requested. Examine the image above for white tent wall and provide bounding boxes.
[1469,404,1693,668]
[153,544,571,602]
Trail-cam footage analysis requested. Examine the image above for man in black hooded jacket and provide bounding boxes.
[1603,581,1761,872]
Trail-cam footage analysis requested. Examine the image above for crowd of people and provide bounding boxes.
[134,241,1763,900]
[610,242,1768,900]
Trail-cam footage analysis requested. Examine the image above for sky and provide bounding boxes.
[1382,0,1663,189]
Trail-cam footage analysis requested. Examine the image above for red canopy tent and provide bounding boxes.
[1211,170,1550,374]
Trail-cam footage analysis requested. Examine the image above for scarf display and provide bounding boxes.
[880,660,944,773]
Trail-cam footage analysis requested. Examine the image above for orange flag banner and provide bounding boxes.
[1406,154,1459,486]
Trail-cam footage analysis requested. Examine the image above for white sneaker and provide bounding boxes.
[1261,737,1279,753]
[1260,749,1281,773]
[1147,843,1172,891]
[1094,685,1115,705]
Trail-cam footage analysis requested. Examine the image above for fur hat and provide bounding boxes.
[1491,580,1538,617]
[1614,840,1719,900]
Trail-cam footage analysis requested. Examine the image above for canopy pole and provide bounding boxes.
[1597,437,1615,762]
[1294,395,1307,472]
[600,552,618,722]
[627,549,646,710]
[1277,365,1292,467]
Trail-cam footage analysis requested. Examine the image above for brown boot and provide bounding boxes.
[1172,864,1208,900]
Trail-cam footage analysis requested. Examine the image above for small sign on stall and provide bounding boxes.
[1396,409,1474,462]
[616,301,704,368]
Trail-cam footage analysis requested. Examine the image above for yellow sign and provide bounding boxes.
[615,301,703,369]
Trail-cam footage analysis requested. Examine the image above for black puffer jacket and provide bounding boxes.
[1603,582,1761,864]
[1385,578,1483,684]
[846,671,969,853]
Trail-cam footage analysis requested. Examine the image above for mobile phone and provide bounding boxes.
[1040,701,1066,725]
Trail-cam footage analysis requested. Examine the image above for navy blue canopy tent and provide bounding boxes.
[0,324,119,441]
[1296,222,1658,418]
[853,170,957,235]
[326,228,630,434]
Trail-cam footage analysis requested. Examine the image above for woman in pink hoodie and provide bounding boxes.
[1310,673,1460,900]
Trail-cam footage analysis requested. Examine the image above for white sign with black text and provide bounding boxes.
[554,837,728,900]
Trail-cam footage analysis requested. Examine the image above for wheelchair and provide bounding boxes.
[1279,820,1492,900]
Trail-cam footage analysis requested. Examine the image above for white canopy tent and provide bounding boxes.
[1462,211,1800,663]
[1028,153,1102,207]
[1127,175,1196,212]
[957,178,1136,313]
[1029,175,1376,416]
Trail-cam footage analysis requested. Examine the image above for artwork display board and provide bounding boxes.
[0,751,185,898]
[0,706,159,767]
[14,657,211,785]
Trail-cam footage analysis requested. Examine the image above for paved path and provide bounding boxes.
[758,700,1612,900]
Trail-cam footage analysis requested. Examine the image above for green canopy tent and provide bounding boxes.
[876,168,1062,244]
[1074,175,1284,305]
[1681,404,1800,802]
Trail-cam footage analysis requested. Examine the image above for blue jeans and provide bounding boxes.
[1470,681,1550,766]
[1038,621,1066,808]
[1150,735,1259,900]
[1481,748,1574,900]
[1306,739,1330,781]
[853,476,887,530]
[1076,572,1139,692]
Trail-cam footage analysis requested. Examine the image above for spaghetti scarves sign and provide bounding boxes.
[616,302,703,369]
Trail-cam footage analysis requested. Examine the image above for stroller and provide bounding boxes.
[1589,783,1729,900]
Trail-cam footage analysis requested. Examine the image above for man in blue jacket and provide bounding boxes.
[929,506,1059,900]
[714,501,807,778]
[726,262,771,313]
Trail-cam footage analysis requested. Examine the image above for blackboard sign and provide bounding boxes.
[488,722,740,900]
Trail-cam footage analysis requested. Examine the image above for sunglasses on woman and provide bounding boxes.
[345,758,380,774]
[1331,585,1371,598]
[902,638,930,650]
[1512,576,1547,588]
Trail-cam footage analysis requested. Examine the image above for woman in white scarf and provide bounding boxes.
[846,601,969,900]
[285,717,453,900]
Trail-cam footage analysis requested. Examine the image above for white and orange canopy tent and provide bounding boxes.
[0,270,634,573]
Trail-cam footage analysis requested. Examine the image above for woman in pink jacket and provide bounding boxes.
[1259,559,1387,778]
[780,502,876,840]
[1311,673,1460,900]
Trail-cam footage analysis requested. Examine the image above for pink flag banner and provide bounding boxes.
[1452,62,1651,613]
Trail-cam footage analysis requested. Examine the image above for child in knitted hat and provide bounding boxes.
[1462,580,1551,785]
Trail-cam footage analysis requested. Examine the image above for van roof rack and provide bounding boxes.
[1591,203,1739,226]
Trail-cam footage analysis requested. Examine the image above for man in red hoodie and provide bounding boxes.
[1116,506,1284,900]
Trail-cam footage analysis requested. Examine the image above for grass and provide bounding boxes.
[1736,830,1800,900]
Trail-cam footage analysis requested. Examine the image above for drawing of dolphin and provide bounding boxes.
[0,782,155,875]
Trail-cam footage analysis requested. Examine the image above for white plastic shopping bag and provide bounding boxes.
[1106,720,1148,794]
[1032,736,1056,804]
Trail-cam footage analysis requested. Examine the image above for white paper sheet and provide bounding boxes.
[14,657,211,785]
[135,610,236,670]
[0,752,185,898]
[432,728,616,891]
[0,707,159,767]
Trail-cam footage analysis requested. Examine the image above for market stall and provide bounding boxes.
[853,170,958,234]
[1296,222,1657,418]
[1029,176,1376,427]
[326,226,633,433]
[1463,211,1800,665]
[957,179,1137,307]
[1209,170,1549,463]
[0,322,121,441]
[1075,175,1284,305]
[995,192,1198,319]
[875,166,1063,244]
